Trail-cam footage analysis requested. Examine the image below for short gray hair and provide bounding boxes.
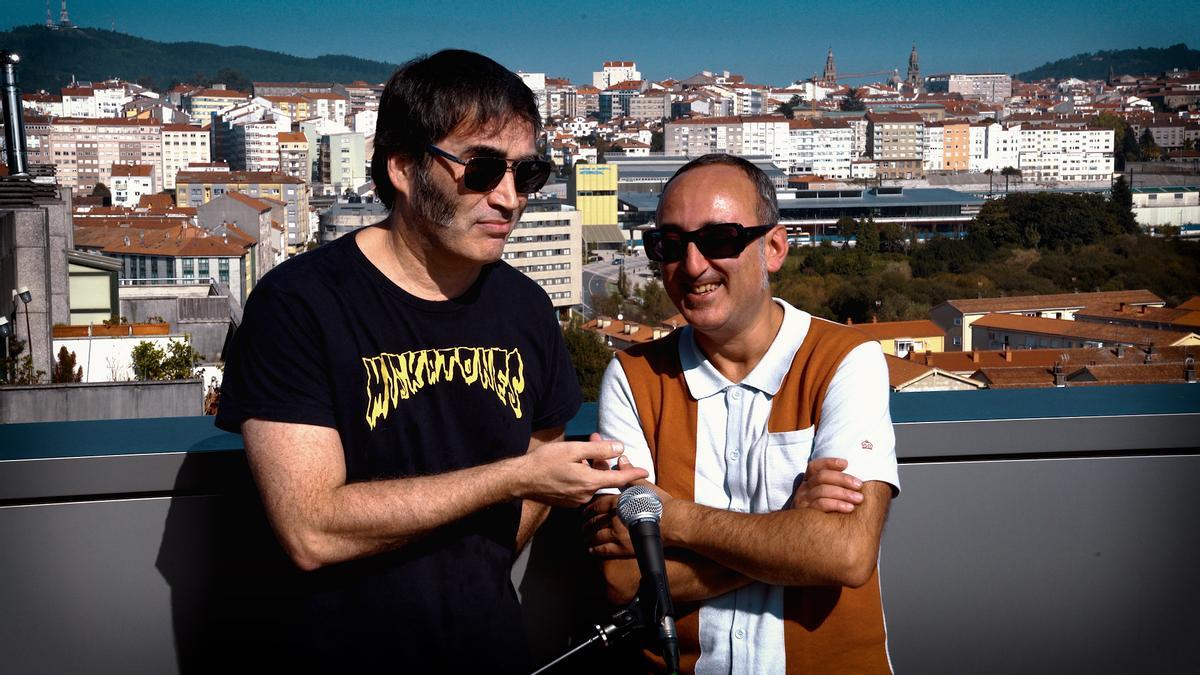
[656,153,779,225]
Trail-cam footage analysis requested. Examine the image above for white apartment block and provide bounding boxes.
[964,123,1114,181]
[110,164,156,206]
[788,120,854,178]
[93,83,136,118]
[303,94,349,127]
[593,61,640,90]
[666,116,791,165]
[924,124,944,172]
[518,72,549,119]
[733,87,767,116]
[61,87,99,118]
[161,124,212,190]
[238,121,285,172]
[501,201,582,311]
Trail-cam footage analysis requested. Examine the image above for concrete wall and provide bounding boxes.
[0,379,203,422]
[3,197,73,377]
[0,407,1196,673]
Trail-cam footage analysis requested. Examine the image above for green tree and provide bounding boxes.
[1138,128,1161,160]
[1000,166,1022,194]
[854,218,880,254]
[635,280,676,324]
[840,89,865,112]
[51,346,83,383]
[131,339,203,381]
[1094,112,1138,168]
[91,182,110,198]
[776,95,802,119]
[650,130,665,153]
[562,321,612,401]
[1109,176,1139,235]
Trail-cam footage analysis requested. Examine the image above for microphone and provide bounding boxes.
[617,485,680,674]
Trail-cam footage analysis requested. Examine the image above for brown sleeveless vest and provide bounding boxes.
[614,319,891,674]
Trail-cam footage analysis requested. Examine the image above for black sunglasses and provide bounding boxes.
[643,223,776,263]
[426,144,552,194]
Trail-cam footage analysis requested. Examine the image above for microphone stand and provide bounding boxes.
[530,599,644,675]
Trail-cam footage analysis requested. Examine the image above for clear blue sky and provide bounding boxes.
[8,0,1198,84]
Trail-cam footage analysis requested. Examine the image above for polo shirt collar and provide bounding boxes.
[678,299,812,400]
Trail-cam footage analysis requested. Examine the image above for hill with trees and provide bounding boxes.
[1,25,398,92]
[1018,43,1200,81]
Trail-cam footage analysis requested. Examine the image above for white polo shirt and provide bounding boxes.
[598,299,899,675]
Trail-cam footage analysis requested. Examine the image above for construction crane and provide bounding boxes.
[827,69,900,85]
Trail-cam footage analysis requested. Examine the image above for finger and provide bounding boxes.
[569,440,626,462]
[594,466,649,488]
[810,469,864,490]
[812,497,856,513]
[807,485,865,504]
[587,543,632,558]
[807,456,849,472]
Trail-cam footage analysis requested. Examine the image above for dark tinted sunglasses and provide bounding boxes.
[427,144,552,194]
[643,223,776,263]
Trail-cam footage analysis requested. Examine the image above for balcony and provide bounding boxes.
[1,384,1197,673]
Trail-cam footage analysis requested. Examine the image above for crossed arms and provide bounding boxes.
[585,456,891,606]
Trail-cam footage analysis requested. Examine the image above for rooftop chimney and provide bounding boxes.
[1053,362,1065,387]
[1187,357,1196,384]
[1116,343,1124,358]
[1,51,29,177]
[1004,349,1013,362]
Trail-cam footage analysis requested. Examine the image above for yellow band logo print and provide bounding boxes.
[363,347,526,429]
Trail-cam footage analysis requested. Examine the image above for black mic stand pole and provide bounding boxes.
[530,599,644,675]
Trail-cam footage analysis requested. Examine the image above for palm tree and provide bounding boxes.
[1001,166,1022,194]
[984,169,994,196]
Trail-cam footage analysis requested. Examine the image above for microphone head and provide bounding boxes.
[617,485,663,526]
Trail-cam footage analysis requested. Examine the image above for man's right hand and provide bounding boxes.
[512,435,647,507]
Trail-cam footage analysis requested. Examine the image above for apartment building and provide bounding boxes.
[867,112,925,180]
[43,117,163,191]
[500,199,583,311]
[971,313,1199,351]
[175,170,309,250]
[160,124,211,190]
[593,61,641,90]
[277,132,310,182]
[264,95,310,124]
[182,88,249,124]
[665,115,791,165]
[110,164,155,207]
[923,123,944,172]
[319,133,367,192]
[930,290,1165,351]
[926,73,1013,103]
[302,93,349,126]
[788,118,853,178]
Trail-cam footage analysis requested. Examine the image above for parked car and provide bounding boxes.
[611,257,624,265]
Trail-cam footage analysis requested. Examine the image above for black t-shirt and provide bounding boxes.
[216,229,581,673]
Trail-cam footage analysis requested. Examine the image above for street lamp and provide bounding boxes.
[0,316,11,365]
[15,286,32,365]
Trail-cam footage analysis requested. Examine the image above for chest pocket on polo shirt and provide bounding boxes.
[763,427,815,512]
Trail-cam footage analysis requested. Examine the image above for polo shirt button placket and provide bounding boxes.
[734,628,745,640]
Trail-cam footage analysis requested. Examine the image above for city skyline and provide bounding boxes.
[6,0,1199,85]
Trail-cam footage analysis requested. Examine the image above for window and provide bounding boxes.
[182,258,194,279]
[219,258,230,284]
[198,259,210,279]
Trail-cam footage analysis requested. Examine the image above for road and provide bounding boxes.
[579,251,655,319]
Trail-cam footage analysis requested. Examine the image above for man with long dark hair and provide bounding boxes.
[217,50,645,672]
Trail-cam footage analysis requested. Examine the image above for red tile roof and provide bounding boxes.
[111,164,154,177]
[942,290,1162,314]
[971,313,1194,347]
[850,320,945,341]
